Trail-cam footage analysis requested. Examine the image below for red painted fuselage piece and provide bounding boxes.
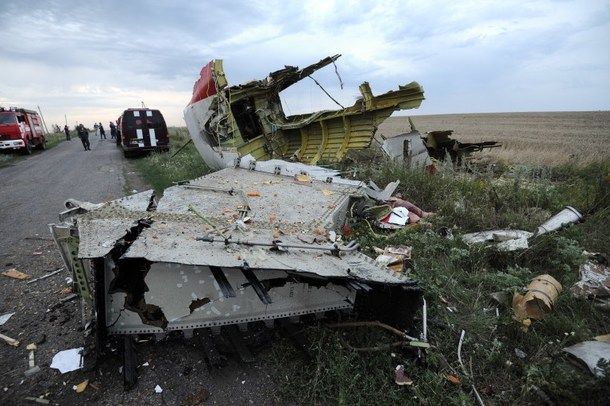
[189,61,217,105]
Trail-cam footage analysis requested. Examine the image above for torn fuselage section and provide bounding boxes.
[51,169,421,338]
[184,55,425,170]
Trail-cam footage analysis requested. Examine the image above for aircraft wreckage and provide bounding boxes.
[50,54,446,384]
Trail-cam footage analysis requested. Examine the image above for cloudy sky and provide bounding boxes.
[0,0,608,127]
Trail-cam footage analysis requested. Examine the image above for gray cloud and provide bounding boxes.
[0,0,608,127]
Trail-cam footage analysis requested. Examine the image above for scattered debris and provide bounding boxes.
[154,384,163,394]
[24,343,40,376]
[0,312,15,326]
[571,256,610,308]
[2,268,30,280]
[423,129,501,166]
[50,347,83,373]
[0,332,20,347]
[328,321,428,351]
[26,268,63,285]
[59,293,78,303]
[534,206,582,237]
[512,275,562,329]
[246,191,261,197]
[462,230,532,251]
[74,380,89,393]
[382,207,410,227]
[394,365,413,386]
[563,341,610,377]
[374,245,412,272]
[514,348,527,359]
[294,174,312,184]
[447,374,461,385]
[32,251,43,256]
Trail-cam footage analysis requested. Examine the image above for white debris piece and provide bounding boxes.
[154,384,163,393]
[386,207,409,226]
[50,347,83,373]
[462,229,533,251]
[563,341,610,377]
[0,312,15,326]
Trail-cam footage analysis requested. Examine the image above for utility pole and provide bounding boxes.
[37,105,50,135]
[64,114,68,127]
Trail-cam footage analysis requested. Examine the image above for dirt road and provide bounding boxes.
[0,138,278,405]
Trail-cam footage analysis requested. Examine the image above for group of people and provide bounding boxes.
[63,121,118,151]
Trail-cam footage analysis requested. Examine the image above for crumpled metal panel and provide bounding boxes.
[75,190,155,258]
[106,263,355,334]
[74,167,409,284]
[123,224,404,283]
[77,218,138,258]
[157,168,358,225]
[382,131,432,168]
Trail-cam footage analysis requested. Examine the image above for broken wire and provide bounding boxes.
[308,75,345,109]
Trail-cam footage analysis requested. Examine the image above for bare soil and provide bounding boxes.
[378,111,610,166]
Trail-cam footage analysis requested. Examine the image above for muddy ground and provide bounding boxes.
[0,138,279,405]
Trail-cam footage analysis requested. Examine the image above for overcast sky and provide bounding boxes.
[0,0,609,127]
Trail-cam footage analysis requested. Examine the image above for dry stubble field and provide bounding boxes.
[378,111,610,166]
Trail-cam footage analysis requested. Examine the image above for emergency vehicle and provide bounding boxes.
[117,108,169,157]
[0,107,46,154]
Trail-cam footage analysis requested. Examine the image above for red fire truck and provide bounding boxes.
[0,107,46,154]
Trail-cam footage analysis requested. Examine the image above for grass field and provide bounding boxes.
[130,127,209,193]
[130,115,610,405]
[272,158,609,405]
[0,131,65,167]
[379,111,610,166]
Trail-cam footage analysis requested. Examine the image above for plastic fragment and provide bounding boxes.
[50,347,83,373]
[447,374,460,385]
[0,312,15,326]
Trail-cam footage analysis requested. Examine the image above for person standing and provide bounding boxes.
[99,122,106,139]
[64,124,70,141]
[94,123,99,138]
[77,124,91,151]
[109,121,117,139]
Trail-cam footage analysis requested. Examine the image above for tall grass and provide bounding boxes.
[132,127,209,193]
[270,157,610,405]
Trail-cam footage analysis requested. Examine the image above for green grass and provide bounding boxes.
[128,132,610,404]
[131,127,209,193]
[45,131,66,149]
[0,132,65,167]
[270,158,610,405]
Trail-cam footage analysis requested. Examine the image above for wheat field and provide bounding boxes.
[377,111,610,166]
